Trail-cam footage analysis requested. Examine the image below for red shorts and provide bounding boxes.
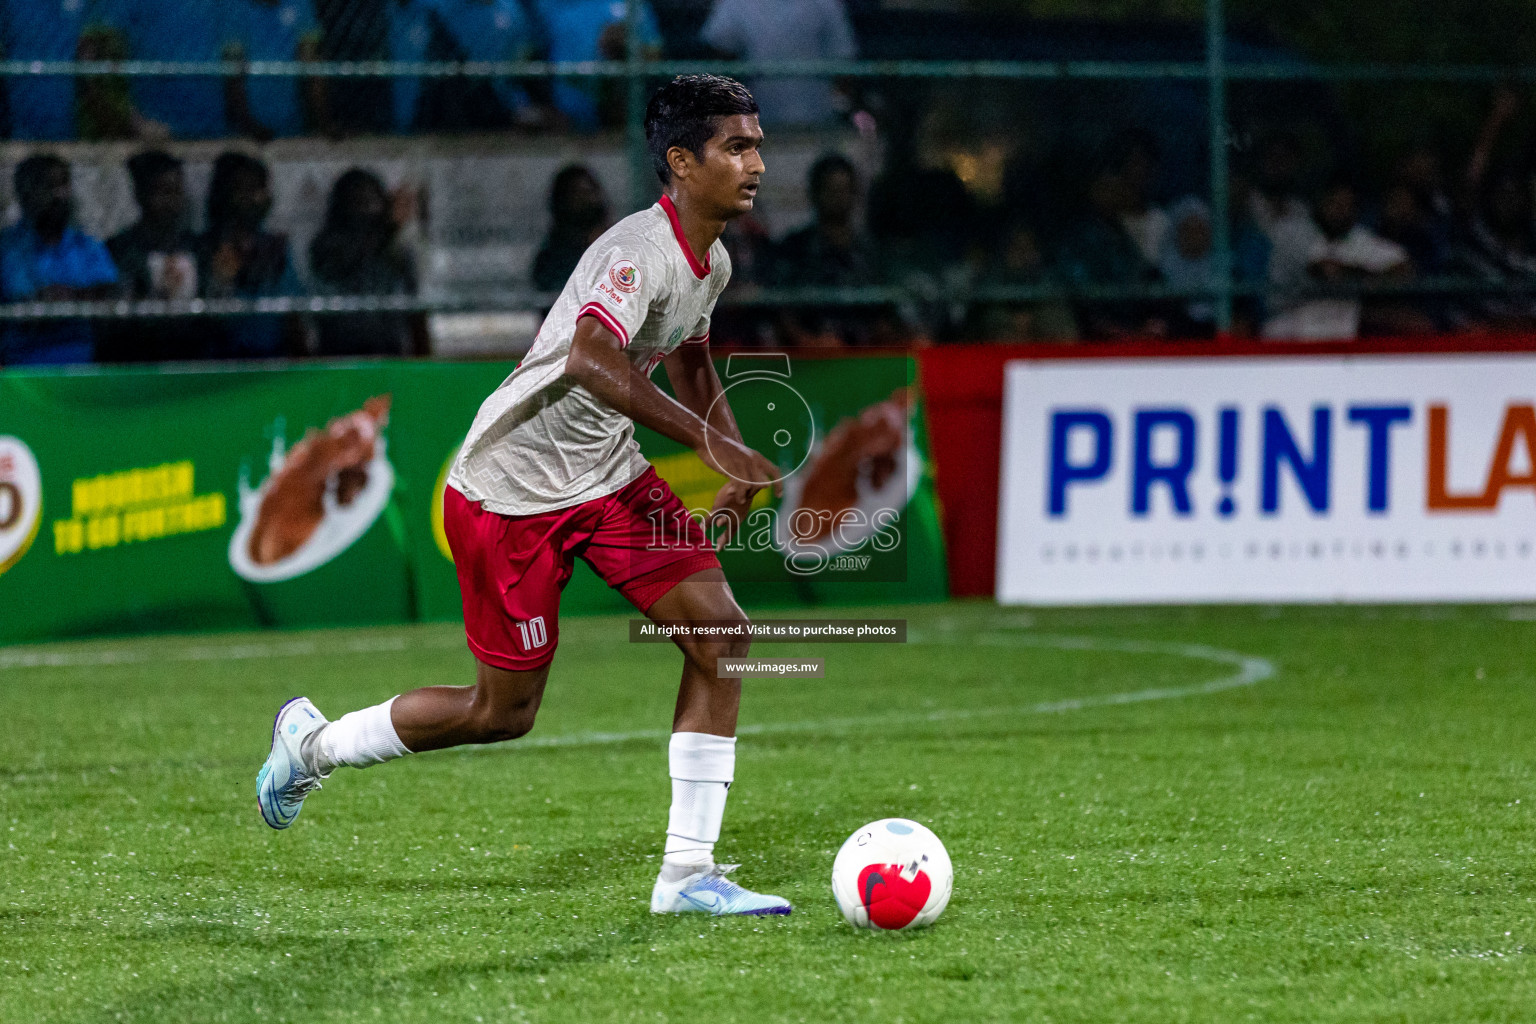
[443,466,721,671]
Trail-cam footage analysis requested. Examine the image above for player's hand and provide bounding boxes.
[697,431,782,498]
[709,479,758,547]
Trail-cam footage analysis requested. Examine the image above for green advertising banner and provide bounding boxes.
[0,354,946,644]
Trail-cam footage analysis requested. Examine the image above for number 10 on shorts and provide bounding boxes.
[515,616,549,650]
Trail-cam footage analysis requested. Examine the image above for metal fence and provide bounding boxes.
[0,0,1532,343]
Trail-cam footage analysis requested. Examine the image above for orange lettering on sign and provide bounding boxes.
[1482,404,1536,507]
[1426,405,1494,511]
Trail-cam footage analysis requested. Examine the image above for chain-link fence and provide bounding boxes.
[1,0,1535,361]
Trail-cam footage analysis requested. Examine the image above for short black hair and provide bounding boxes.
[14,153,67,195]
[644,74,758,185]
[206,150,269,229]
[126,150,182,196]
[808,152,857,196]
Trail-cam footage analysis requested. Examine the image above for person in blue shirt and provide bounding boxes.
[387,0,431,132]
[197,151,304,358]
[533,0,660,130]
[0,0,98,140]
[222,0,332,139]
[0,155,120,365]
[391,0,552,133]
[108,0,227,138]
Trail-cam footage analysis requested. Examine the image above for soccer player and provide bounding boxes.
[257,74,791,917]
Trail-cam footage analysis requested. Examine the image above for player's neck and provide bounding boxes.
[662,191,727,267]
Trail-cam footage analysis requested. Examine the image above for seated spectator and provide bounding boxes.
[198,151,304,358]
[0,0,95,139]
[0,154,120,365]
[531,165,611,292]
[534,0,660,130]
[101,150,206,362]
[1262,177,1427,341]
[309,168,426,356]
[1247,130,1310,241]
[1113,130,1169,267]
[700,0,856,128]
[1156,197,1217,339]
[1451,167,1536,331]
[773,154,878,287]
[1056,165,1166,339]
[965,218,1077,342]
[772,153,881,346]
[221,0,331,140]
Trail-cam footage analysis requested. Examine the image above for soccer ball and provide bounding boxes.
[832,818,953,930]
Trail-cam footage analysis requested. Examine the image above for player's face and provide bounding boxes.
[691,114,765,218]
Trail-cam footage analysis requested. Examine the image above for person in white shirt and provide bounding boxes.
[1263,178,1411,341]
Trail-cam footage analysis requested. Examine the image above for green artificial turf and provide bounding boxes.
[4,600,1536,1022]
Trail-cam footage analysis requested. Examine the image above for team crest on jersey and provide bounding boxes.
[668,327,685,346]
[609,260,640,293]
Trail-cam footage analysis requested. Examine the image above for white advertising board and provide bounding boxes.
[997,355,1536,603]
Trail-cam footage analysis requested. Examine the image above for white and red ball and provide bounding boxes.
[831,818,953,930]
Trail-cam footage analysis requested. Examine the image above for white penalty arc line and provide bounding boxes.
[0,625,1276,748]
[511,630,1277,750]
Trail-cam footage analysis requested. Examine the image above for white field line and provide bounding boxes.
[0,622,1276,749]
[514,629,1277,750]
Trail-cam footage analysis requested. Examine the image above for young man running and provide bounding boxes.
[257,75,791,916]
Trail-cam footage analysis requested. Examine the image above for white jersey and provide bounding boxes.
[448,196,731,515]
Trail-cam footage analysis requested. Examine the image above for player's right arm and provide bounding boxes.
[564,317,782,495]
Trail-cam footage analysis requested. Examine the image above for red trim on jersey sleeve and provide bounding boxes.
[659,194,712,280]
[577,302,630,348]
[681,331,709,346]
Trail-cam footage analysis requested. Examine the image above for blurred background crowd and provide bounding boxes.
[4,0,1536,363]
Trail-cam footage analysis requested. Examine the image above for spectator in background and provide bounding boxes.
[109,0,226,138]
[531,165,610,292]
[965,217,1077,342]
[773,154,877,288]
[1056,163,1166,339]
[0,0,97,139]
[0,155,120,365]
[101,150,205,362]
[412,0,551,133]
[1262,176,1427,340]
[388,0,431,132]
[772,153,881,346]
[309,167,427,355]
[320,0,393,134]
[700,0,856,128]
[1452,166,1536,331]
[533,0,660,130]
[1247,130,1310,241]
[198,151,304,358]
[222,0,332,140]
[1155,197,1216,338]
[1113,130,1169,268]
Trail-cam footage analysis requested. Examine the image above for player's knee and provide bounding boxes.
[684,616,751,675]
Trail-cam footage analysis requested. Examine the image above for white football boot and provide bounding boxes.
[650,864,792,916]
[256,697,329,830]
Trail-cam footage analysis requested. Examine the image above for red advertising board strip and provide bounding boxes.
[917,335,1536,597]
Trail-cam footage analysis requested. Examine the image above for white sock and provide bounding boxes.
[661,731,735,879]
[310,696,411,773]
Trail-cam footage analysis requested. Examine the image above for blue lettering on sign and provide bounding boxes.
[1047,410,1113,516]
[1262,406,1331,514]
[1131,409,1197,517]
[1346,405,1412,514]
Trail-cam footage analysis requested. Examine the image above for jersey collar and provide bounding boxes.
[659,194,712,279]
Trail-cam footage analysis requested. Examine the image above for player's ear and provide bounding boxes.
[666,145,694,183]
